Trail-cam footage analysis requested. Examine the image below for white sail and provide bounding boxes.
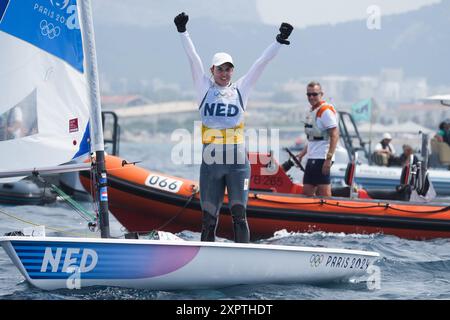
[0,0,90,182]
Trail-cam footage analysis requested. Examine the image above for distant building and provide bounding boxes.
[273,68,429,107]
[101,95,151,109]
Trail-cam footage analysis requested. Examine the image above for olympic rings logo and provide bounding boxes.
[40,20,61,40]
[49,0,70,10]
[310,254,324,267]
[214,90,233,98]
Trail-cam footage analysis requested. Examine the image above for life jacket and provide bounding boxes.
[304,101,336,142]
[199,84,245,144]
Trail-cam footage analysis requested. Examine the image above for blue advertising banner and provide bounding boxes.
[0,0,83,72]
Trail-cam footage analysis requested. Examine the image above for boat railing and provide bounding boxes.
[101,111,120,156]
[338,111,371,164]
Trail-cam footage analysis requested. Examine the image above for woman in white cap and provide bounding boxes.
[174,12,293,243]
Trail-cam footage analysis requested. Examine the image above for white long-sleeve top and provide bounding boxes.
[179,31,282,110]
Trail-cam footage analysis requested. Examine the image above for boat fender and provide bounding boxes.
[400,164,412,185]
[344,162,356,186]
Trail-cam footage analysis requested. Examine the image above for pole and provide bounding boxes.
[79,0,110,238]
[420,132,429,192]
[368,98,374,164]
[95,150,110,238]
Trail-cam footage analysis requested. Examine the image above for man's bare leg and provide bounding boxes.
[303,184,317,196]
[316,184,331,197]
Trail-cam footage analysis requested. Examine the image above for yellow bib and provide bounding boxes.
[201,122,245,144]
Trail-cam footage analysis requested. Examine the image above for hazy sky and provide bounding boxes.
[91,0,442,29]
[257,0,441,28]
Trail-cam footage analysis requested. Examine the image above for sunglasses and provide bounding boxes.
[306,92,321,97]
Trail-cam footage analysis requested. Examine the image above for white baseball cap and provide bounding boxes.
[382,133,392,140]
[211,52,234,67]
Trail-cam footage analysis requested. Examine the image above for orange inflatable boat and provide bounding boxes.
[79,154,450,240]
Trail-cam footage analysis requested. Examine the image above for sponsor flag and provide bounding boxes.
[351,98,372,123]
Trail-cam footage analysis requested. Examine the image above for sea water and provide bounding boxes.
[1,139,450,300]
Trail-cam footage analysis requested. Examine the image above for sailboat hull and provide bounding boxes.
[0,236,379,291]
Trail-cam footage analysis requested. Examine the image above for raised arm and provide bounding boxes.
[174,13,209,102]
[237,23,293,104]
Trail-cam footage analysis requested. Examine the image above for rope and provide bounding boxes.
[21,167,98,233]
[50,184,96,222]
[252,193,323,205]
[152,185,199,231]
[253,193,450,214]
[0,207,97,237]
[105,186,199,239]
[322,199,450,214]
[88,157,100,226]
[379,204,450,214]
[0,207,41,226]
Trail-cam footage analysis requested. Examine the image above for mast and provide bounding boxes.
[78,0,110,238]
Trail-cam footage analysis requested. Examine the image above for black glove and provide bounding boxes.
[276,22,293,45]
[174,12,189,33]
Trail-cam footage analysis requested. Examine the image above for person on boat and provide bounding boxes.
[373,132,397,166]
[174,12,293,243]
[295,82,339,197]
[435,120,450,146]
[398,144,418,167]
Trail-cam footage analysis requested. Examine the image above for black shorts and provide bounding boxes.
[303,159,331,186]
